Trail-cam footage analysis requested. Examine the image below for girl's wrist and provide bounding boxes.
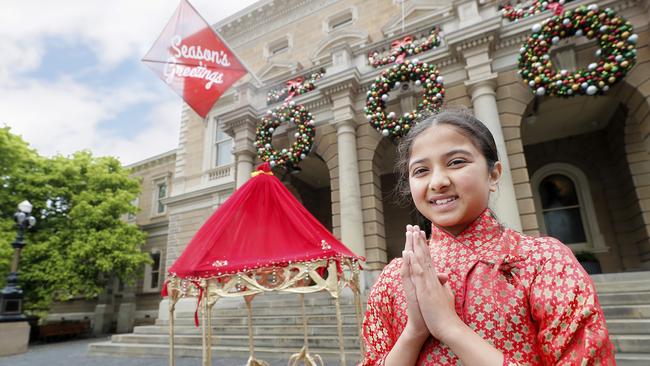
[434,318,467,346]
[402,323,430,345]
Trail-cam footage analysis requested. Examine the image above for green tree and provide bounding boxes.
[0,127,149,316]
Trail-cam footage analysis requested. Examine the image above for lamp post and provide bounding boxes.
[0,200,36,322]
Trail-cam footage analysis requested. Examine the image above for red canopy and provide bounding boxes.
[167,163,362,280]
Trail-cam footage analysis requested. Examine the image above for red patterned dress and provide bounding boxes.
[362,210,614,365]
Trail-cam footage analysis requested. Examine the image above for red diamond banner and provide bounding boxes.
[143,0,248,118]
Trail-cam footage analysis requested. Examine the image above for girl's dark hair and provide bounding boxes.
[394,107,499,205]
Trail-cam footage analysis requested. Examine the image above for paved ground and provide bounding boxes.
[0,337,288,366]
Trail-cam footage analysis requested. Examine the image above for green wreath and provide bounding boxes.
[255,101,315,168]
[365,59,444,141]
[518,4,637,97]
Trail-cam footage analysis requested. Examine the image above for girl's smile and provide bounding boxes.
[408,124,501,235]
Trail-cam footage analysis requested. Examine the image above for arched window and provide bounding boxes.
[538,174,586,244]
[531,163,607,253]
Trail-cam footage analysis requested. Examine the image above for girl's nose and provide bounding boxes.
[428,169,451,191]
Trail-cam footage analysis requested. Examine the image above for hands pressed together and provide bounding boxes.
[400,225,462,343]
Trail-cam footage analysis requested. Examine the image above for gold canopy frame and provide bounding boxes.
[165,258,364,366]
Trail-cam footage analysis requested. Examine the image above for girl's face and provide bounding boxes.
[408,124,502,235]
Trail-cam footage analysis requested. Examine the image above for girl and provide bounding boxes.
[361,109,614,365]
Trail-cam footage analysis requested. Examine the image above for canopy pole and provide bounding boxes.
[246,299,255,360]
[207,300,214,365]
[168,297,177,366]
[201,292,208,366]
[334,294,346,366]
[352,263,365,357]
[245,298,270,366]
[301,293,309,353]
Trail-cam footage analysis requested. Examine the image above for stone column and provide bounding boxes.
[225,116,258,189]
[334,118,366,259]
[466,77,522,231]
[234,148,256,189]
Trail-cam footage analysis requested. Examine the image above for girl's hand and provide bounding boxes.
[409,229,461,340]
[400,225,429,341]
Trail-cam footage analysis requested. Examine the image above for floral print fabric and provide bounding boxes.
[362,210,614,365]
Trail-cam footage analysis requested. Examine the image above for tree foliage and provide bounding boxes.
[0,127,149,316]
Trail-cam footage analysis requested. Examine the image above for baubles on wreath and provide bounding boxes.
[365,59,445,141]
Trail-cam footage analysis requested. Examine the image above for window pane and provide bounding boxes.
[151,253,160,269]
[158,183,167,199]
[543,207,587,244]
[150,273,159,289]
[331,15,352,29]
[539,174,579,209]
[215,122,227,142]
[216,140,233,166]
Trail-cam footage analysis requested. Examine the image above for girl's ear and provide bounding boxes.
[488,161,502,192]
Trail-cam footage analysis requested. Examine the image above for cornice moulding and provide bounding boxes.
[446,16,501,52]
[318,68,362,96]
[164,181,235,207]
[127,150,177,172]
[219,106,260,134]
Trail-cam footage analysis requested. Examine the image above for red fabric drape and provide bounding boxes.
[167,163,362,279]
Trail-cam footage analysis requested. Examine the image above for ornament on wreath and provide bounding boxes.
[266,69,325,104]
[501,0,575,22]
[255,100,316,169]
[518,3,637,98]
[364,59,445,141]
[368,27,441,68]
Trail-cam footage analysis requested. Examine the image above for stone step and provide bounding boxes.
[598,292,650,306]
[606,319,650,334]
[159,314,361,327]
[209,304,361,317]
[200,293,361,309]
[602,305,650,319]
[616,353,650,366]
[135,324,360,336]
[88,341,362,361]
[610,335,650,354]
[591,272,650,293]
[112,333,361,349]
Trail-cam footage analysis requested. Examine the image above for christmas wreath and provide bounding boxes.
[255,101,315,168]
[368,27,441,68]
[518,4,637,97]
[266,70,325,104]
[365,59,444,141]
[501,0,574,22]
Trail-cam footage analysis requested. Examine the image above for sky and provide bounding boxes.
[1,0,259,165]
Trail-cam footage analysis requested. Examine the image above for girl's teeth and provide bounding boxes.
[435,197,455,205]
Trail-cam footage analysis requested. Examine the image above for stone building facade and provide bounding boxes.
[52,0,650,333]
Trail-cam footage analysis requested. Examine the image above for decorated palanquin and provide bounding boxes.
[162,163,364,366]
[362,210,615,366]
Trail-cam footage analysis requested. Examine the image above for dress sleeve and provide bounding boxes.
[361,260,402,366]
[528,238,615,365]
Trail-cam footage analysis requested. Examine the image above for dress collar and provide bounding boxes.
[429,209,503,249]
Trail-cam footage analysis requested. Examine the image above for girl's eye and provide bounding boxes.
[412,167,428,176]
[449,159,466,166]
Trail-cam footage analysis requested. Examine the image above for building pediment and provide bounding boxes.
[310,27,370,65]
[382,0,453,37]
[257,60,303,82]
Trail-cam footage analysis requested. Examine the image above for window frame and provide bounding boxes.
[151,175,170,217]
[142,250,163,293]
[323,7,358,33]
[531,162,607,253]
[214,118,234,167]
